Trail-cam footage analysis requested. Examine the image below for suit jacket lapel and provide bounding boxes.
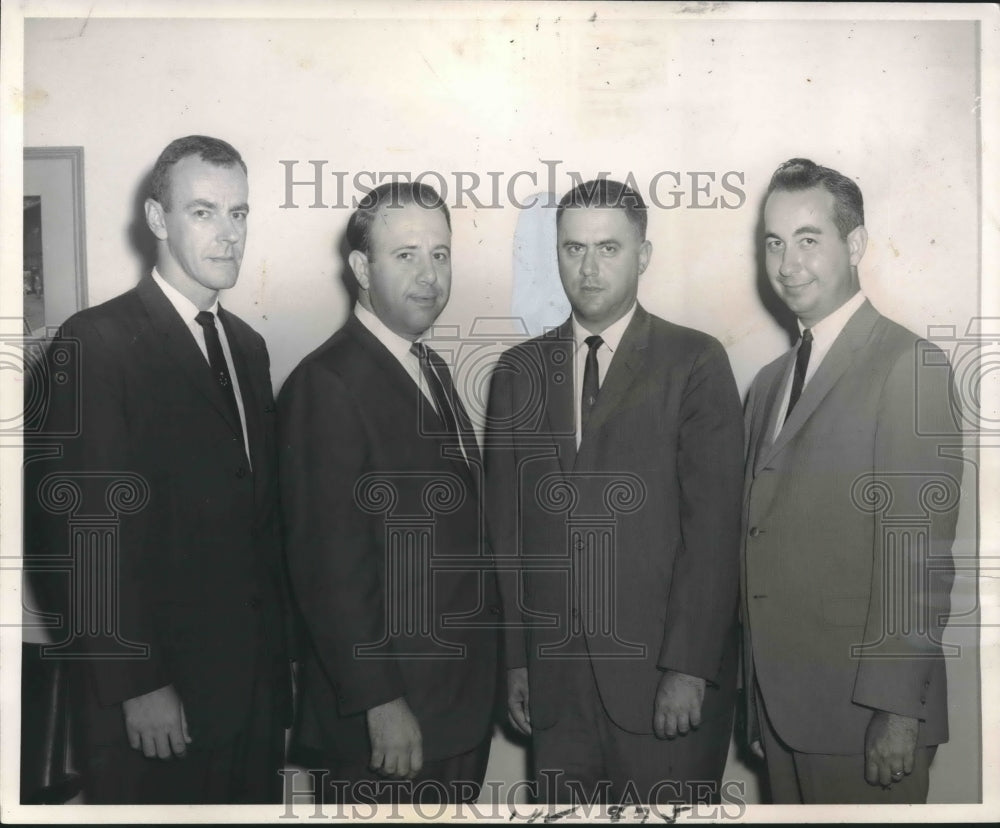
[752,354,793,475]
[347,315,476,486]
[759,300,880,467]
[576,305,650,461]
[346,315,429,412]
[542,320,577,474]
[136,277,243,439]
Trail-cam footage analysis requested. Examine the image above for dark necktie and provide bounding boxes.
[581,334,604,434]
[785,327,813,422]
[195,310,241,428]
[410,341,480,468]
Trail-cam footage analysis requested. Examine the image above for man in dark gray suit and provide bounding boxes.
[486,179,744,805]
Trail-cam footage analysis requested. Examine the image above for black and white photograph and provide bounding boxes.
[1,0,997,822]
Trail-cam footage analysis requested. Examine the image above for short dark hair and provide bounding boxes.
[346,182,451,257]
[556,178,648,241]
[149,135,247,211]
[765,158,864,238]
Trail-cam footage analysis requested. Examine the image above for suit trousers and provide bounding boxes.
[532,636,730,806]
[756,679,934,804]
[82,660,287,804]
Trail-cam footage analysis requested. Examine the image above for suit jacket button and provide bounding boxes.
[246,596,260,609]
[236,466,248,478]
[749,527,761,538]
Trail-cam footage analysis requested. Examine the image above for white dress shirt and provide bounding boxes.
[772,290,868,441]
[355,303,476,463]
[572,302,638,448]
[152,269,251,463]
[354,303,438,410]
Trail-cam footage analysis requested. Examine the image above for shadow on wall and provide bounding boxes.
[751,191,799,350]
[511,193,570,337]
[126,168,157,284]
[336,227,358,312]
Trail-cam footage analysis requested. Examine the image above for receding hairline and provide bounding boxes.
[763,185,846,231]
[362,201,452,256]
[367,200,451,229]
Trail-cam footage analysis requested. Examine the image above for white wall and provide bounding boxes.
[21,7,984,805]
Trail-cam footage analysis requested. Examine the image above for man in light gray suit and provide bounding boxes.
[740,158,962,803]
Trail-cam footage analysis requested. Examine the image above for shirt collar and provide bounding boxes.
[799,290,866,348]
[571,301,637,355]
[354,302,423,362]
[152,268,220,321]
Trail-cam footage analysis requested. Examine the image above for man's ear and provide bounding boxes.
[348,249,370,291]
[638,239,653,275]
[145,198,168,241]
[847,224,868,267]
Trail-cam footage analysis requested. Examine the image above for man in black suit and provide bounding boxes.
[485,179,744,805]
[25,135,292,804]
[279,182,498,804]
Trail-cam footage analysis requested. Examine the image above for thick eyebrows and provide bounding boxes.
[764,224,824,240]
[389,242,451,253]
[560,237,620,247]
[185,198,218,211]
[792,224,824,236]
[184,198,250,213]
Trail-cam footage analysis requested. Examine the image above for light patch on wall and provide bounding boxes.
[10,86,49,114]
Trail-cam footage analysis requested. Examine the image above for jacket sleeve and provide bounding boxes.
[484,352,528,671]
[658,338,746,681]
[851,341,961,718]
[738,374,762,744]
[27,316,171,707]
[278,360,405,715]
[255,337,301,665]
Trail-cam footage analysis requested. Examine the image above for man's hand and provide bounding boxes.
[122,684,191,759]
[653,670,706,739]
[507,667,532,736]
[864,710,918,787]
[750,740,765,759]
[367,697,423,779]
